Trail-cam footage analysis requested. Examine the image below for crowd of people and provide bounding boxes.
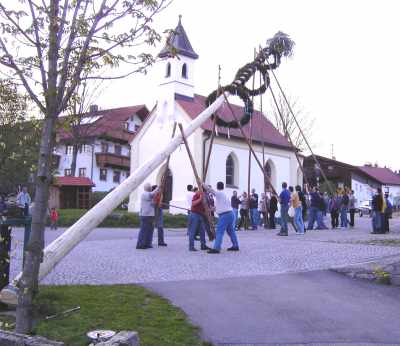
[2,181,395,249]
[136,180,395,252]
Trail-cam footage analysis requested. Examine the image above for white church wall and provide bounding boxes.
[128,106,199,214]
[206,141,291,198]
[205,137,298,195]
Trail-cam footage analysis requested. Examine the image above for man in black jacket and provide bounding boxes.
[269,192,278,229]
[371,188,384,234]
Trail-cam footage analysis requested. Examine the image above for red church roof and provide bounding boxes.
[176,94,294,151]
[357,166,400,186]
[54,176,95,187]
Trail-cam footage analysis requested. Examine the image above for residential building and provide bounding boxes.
[357,165,400,204]
[53,105,149,193]
[303,155,400,205]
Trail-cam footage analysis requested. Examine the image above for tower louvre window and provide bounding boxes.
[181,63,187,79]
[165,62,171,77]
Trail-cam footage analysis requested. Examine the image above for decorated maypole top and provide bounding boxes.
[205,32,295,128]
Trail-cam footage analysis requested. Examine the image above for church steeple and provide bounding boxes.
[157,15,198,119]
[158,15,199,60]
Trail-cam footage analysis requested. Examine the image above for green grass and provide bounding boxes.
[50,209,188,228]
[0,285,204,346]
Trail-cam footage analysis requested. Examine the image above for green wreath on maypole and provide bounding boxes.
[205,31,295,129]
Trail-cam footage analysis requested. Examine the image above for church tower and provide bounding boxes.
[157,16,199,121]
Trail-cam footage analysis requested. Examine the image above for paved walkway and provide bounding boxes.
[8,216,400,285]
[8,216,400,345]
[145,271,400,345]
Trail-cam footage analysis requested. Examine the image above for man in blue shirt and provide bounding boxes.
[278,182,291,236]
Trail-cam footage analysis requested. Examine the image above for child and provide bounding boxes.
[50,207,59,230]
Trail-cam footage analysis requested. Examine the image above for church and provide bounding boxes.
[128,18,303,213]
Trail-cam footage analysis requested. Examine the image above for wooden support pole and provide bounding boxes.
[178,123,215,240]
[262,141,266,193]
[203,66,222,181]
[222,93,278,195]
[5,92,227,291]
[203,116,217,181]
[157,122,177,207]
[247,49,257,199]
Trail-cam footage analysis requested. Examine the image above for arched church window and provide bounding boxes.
[165,62,171,77]
[264,162,272,189]
[181,63,188,79]
[226,154,235,186]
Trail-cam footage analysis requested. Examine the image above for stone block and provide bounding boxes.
[90,331,140,346]
[0,329,64,346]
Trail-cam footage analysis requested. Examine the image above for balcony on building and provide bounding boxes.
[95,152,130,170]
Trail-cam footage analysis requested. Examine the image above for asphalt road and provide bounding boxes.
[144,270,400,345]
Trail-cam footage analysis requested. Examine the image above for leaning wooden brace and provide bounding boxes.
[0,93,227,304]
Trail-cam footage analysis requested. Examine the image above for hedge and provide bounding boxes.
[48,209,188,228]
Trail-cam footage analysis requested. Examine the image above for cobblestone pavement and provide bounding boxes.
[8,216,400,285]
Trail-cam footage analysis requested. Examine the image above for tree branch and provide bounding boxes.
[0,38,45,114]
[28,0,48,94]
[0,3,37,46]
[56,0,84,106]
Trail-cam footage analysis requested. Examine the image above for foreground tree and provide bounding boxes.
[269,94,315,152]
[0,80,41,193]
[0,0,170,333]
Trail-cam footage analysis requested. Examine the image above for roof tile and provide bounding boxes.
[176,94,294,150]
[357,166,400,186]
[54,176,95,187]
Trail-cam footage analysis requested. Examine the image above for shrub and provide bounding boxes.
[90,191,109,207]
[47,209,188,228]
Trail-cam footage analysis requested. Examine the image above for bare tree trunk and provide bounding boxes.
[16,0,60,333]
[15,114,56,333]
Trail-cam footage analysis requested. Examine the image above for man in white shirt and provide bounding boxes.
[16,186,31,217]
[186,185,195,210]
[203,181,239,253]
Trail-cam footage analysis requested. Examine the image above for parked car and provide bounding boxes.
[359,200,372,217]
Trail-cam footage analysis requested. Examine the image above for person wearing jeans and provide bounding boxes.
[231,190,241,230]
[188,212,209,251]
[349,190,357,227]
[278,182,291,236]
[136,183,159,249]
[339,190,349,228]
[249,188,259,230]
[204,182,239,253]
[187,190,210,251]
[293,186,305,234]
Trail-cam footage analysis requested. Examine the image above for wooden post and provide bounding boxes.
[262,141,266,193]
[178,123,215,241]
[203,66,221,181]
[157,122,177,207]
[203,116,216,181]
[4,92,227,291]
[221,93,278,196]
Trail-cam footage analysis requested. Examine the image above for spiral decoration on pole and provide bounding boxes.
[205,31,295,128]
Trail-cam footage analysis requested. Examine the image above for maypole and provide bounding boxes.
[1,31,295,304]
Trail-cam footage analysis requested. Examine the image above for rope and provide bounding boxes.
[267,82,310,187]
[221,92,278,196]
[268,67,334,194]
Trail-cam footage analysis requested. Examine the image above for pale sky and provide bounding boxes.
[103,0,400,170]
